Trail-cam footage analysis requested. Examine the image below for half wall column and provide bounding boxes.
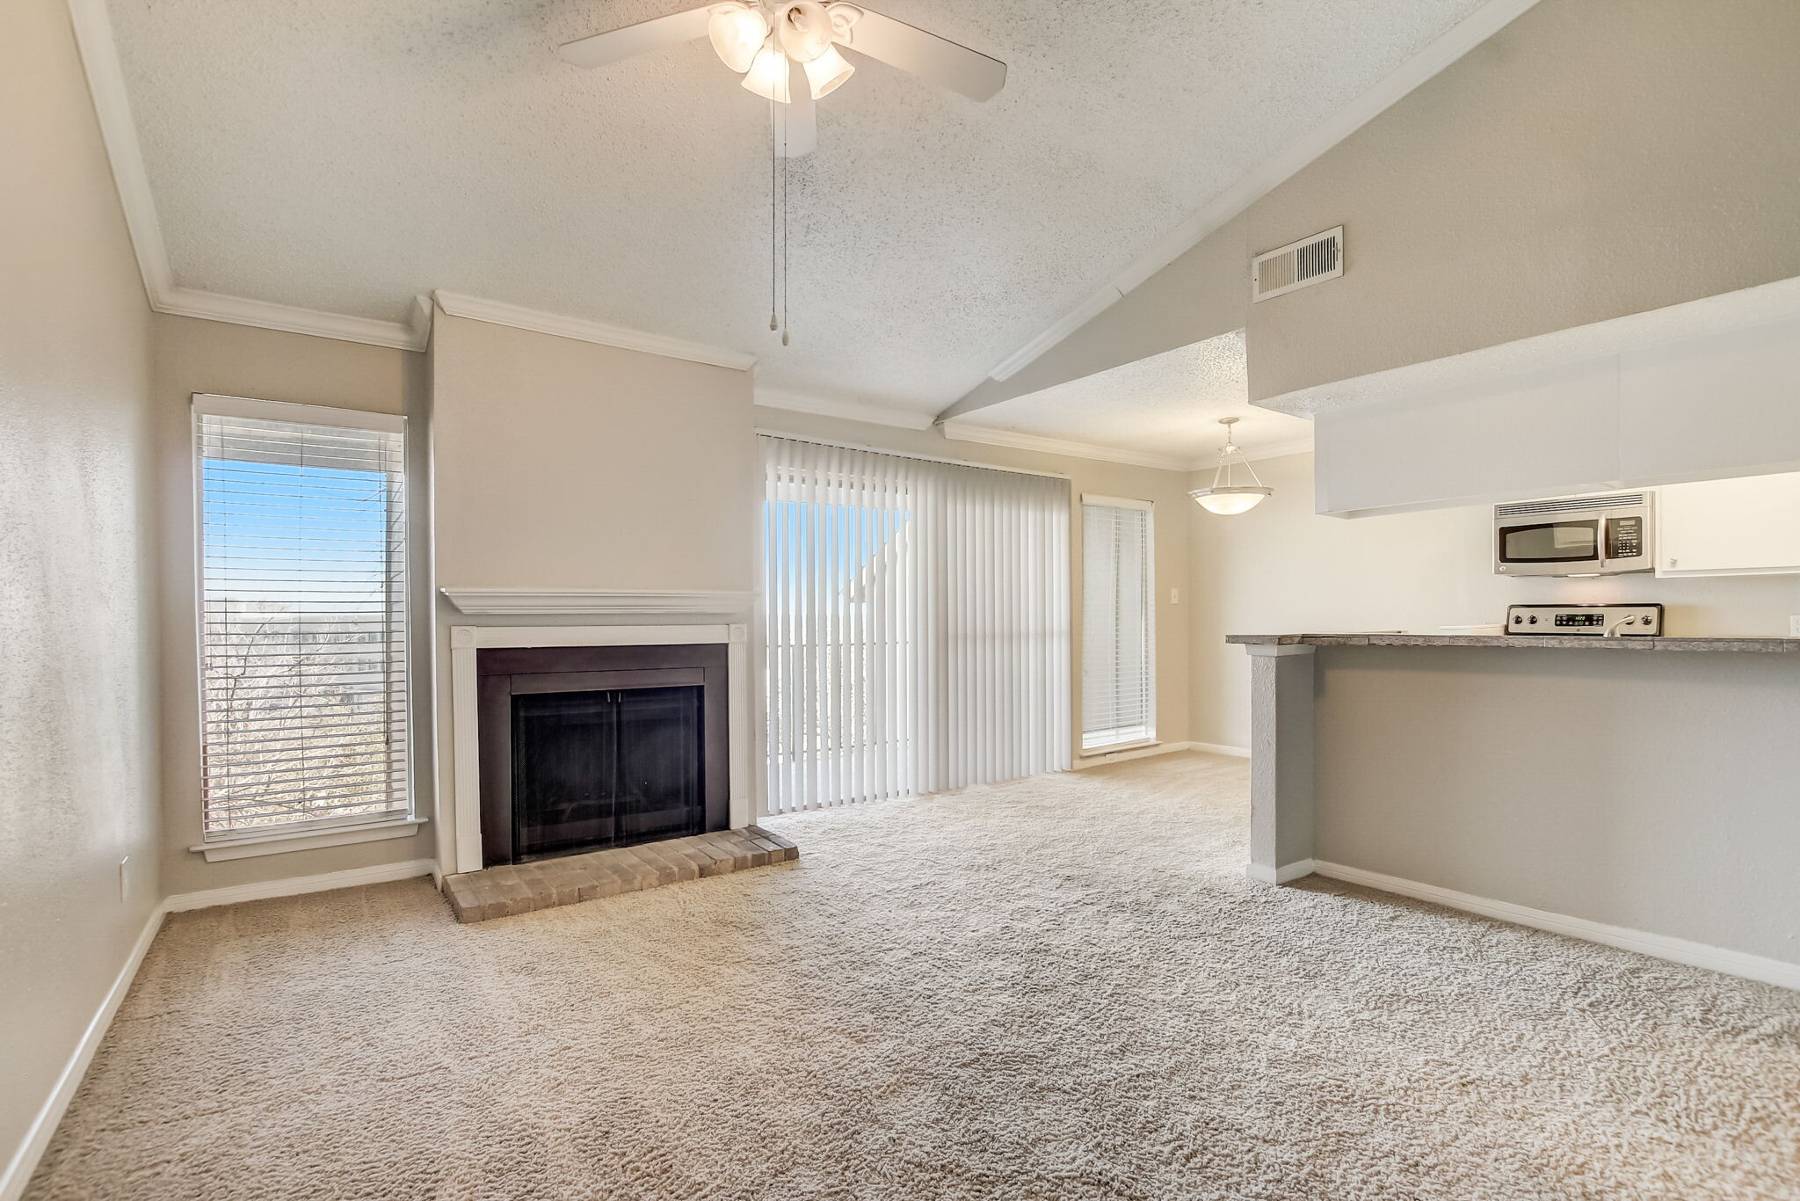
[1244,644,1317,884]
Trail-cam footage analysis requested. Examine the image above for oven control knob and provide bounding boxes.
[1512,614,1523,624]
[1528,615,1539,624]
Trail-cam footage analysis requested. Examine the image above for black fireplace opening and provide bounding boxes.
[477,643,729,867]
[511,685,703,859]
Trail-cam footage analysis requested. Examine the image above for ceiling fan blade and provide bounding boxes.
[555,6,713,69]
[829,5,1006,101]
[778,62,818,157]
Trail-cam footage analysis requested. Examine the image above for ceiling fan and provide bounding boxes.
[556,2,1008,157]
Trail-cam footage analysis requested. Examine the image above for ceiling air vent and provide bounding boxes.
[1252,226,1343,302]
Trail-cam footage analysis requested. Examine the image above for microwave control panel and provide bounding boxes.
[1606,516,1645,559]
[1506,603,1663,637]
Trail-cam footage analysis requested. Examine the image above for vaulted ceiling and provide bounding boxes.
[104,0,1488,418]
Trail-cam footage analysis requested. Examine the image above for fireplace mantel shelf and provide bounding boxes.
[441,588,753,617]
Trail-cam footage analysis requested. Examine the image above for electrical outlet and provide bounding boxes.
[118,856,130,903]
[1170,587,1181,605]
[1789,615,1800,637]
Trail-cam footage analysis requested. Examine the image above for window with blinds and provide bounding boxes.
[760,435,1072,813]
[194,396,411,841]
[1081,497,1154,751]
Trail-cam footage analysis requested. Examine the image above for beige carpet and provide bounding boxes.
[29,753,1800,1200]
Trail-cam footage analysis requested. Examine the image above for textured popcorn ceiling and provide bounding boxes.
[105,0,1486,415]
[960,331,1312,463]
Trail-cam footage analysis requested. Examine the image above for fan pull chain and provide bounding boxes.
[781,110,790,347]
[769,100,778,334]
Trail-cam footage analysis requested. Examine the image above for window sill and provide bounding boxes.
[1078,738,1161,759]
[191,817,427,862]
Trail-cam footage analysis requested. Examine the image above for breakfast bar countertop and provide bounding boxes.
[1225,632,1800,653]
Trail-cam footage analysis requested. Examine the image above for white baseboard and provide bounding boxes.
[163,858,438,913]
[0,905,165,1201]
[3,857,443,1197]
[1247,858,1317,885]
[1189,741,1250,759]
[1073,740,1192,770]
[1311,860,1800,993]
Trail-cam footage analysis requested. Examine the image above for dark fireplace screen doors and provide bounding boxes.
[477,645,728,867]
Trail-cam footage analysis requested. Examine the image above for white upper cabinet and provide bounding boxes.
[1657,472,1800,576]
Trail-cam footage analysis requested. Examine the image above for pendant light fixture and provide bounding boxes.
[1189,417,1273,515]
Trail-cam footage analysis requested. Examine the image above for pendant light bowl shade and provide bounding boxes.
[709,3,772,72]
[1189,486,1272,516]
[803,44,855,97]
[1191,417,1272,516]
[742,38,792,102]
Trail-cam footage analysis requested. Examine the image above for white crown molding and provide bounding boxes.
[940,422,1193,472]
[982,0,1542,384]
[942,422,1315,473]
[434,291,754,371]
[66,0,431,351]
[1206,434,1317,468]
[67,0,169,300]
[64,0,731,364]
[440,588,754,617]
[753,387,938,431]
[157,286,427,350]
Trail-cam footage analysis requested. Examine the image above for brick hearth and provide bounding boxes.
[441,826,799,923]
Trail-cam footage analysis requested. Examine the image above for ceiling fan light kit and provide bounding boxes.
[556,1,1007,345]
[802,44,856,99]
[558,1,1008,123]
[707,3,770,72]
[1190,417,1274,516]
[741,37,792,102]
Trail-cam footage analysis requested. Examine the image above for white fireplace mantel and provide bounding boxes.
[444,613,753,875]
[442,587,753,617]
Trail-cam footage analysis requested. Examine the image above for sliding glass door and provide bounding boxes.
[759,435,1071,812]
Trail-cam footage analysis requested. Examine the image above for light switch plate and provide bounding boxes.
[1789,615,1800,637]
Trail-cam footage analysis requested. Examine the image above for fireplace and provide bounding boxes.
[475,644,729,867]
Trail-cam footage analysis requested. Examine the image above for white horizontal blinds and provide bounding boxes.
[1081,499,1154,751]
[760,436,1069,813]
[195,400,410,839]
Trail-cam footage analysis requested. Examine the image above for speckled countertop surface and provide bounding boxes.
[1225,633,1800,653]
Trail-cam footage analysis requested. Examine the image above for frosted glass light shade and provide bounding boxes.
[803,44,854,98]
[708,3,770,73]
[1189,486,1271,516]
[777,0,835,61]
[742,40,791,103]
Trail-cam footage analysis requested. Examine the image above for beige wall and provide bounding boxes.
[431,314,758,593]
[151,314,435,895]
[944,213,1251,420]
[0,0,160,1181]
[426,315,758,867]
[753,409,1195,755]
[1312,645,1800,963]
[1189,452,1800,748]
[947,0,1800,418]
[1248,0,1800,401]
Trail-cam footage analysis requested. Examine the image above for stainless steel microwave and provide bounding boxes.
[1494,492,1654,576]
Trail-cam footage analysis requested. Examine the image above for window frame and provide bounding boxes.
[189,393,417,854]
[1079,493,1157,754]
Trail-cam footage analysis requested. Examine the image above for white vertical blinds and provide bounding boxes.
[1081,498,1155,751]
[760,436,1071,813]
[194,397,411,839]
